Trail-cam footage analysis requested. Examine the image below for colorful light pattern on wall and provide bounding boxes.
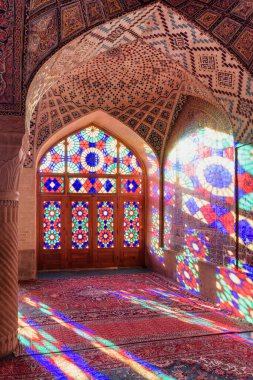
[121,178,142,194]
[40,176,64,193]
[142,143,164,263]
[176,255,200,295]
[119,143,142,175]
[124,201,140,247]
[238,145,253,213]
[182,193,253,259]
[97,201,114,248]
[227,257,253,276]
[164,127,235,265]
[237,143,253,268]
[149,206,164,262]
[67,126,118,174]
[43,201,61,249]
[39,140,65,173]
[183,227,210,262]
[72,201,89,249]
[216,267,253,324]
[69,177,116,194]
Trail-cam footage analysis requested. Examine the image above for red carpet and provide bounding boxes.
[1,272,253,379]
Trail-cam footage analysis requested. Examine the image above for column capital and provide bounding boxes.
[0,116,28,200]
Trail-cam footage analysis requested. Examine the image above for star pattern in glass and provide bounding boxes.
[67,126,117,174]
[97,201,114,248]
[124,201,140,247]
[43,201,61,250]
[72,201,89,249]
[39,141,65,173]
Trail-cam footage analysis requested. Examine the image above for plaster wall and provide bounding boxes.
[18,167,36,280]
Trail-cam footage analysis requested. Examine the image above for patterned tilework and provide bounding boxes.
[231,1,253,20]
[232,27,253,64]
[0,0,23,114]
[139,4,253,143]
[4,0,253,117]
[25,40,200,165]
[213,17,241,44]
[25,2,253,159]
[24,0,253,84]
[30,0,55,13]
[196,10,221,30]
[26,9,58,79]
[61,3,86,41]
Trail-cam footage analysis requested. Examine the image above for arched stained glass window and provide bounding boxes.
[38,125,145,271]
[39,140,65,173]
[39,126,142,177]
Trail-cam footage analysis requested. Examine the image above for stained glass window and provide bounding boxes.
[43,201,61,249]
[39,140,65,173]
[39,126,143,178]
[124,201,140,247]
[40,177,64,193]
[97,201,114,248]
[119,143,142,175]
[69,178,116,194]
[67,126,117,174]
[39,125,144,259]
[72,202,89,249]
[121,178,142,194]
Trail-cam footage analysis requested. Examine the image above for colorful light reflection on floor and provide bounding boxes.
[20,297,175,380]
[19,312,109,380]
[107,289,253,346]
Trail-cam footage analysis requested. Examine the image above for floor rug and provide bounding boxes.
[1,272,253,379]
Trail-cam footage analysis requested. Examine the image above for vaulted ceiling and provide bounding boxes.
[1,0,253,168]
[2,0,253,115]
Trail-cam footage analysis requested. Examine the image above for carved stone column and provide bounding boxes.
[0,199,19,356]
[0,117,26,357]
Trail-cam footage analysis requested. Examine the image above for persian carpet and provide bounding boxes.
[1,272,253,379]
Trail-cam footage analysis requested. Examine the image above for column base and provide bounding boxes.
[0,330,18,357]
